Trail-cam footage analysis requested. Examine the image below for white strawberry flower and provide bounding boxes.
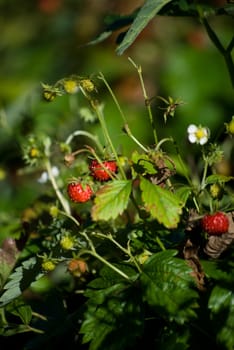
[38,166,59,184]
[187,124,210,145]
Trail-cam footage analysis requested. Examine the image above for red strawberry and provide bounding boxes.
[201,212,229,235]
[67,182,93,203]
[89,160,118,181]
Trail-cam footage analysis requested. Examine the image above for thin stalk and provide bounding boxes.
[60,210,132,280]
[45,160,71,215]
[96,232,142,273]
[200,158,209,191]
[82,249,131,280]
[65,130,103,154]
[202,18,234,88]
[91,100,127,179]
[128,57,158,145]
[156,236,166,251]
[99,72,149,153]
[98,72,128,124]
[123,124,149,152]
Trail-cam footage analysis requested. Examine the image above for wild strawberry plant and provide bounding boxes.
[0,1,234,349]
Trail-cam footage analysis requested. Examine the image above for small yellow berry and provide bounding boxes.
[210,183,223,200]
[42,260,56,272]
[43,90,56,102]
[63,80,79,94]
[60,236,74,250]
[80,79,95,92]
[49,206,59,218]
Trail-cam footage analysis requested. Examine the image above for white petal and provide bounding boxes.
[187,124,197,133]
[188,134,197,143]
[199,137,208,145]
[38,172,48,183]
[51,166,59,177]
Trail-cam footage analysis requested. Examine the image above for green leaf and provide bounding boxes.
[91,180,132,221]
[80,265,143,350]
[140,177,183,228]
[0,257,40,306]
[175,186,192,205]
[116,0,173,55]
[208,285,234,350]
[205,174,234,185]
[140,250,198,324]
[131,150,157,177]
[7,298,32,325]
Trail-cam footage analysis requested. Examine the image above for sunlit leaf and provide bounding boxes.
[91,180,132,221]
[140,177,183,228]
[205,174,234,184]
[116,0,173,55]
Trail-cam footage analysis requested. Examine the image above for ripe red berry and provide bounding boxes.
[89,160,118,181]
[201,212,229,235]
[67,182,93,203]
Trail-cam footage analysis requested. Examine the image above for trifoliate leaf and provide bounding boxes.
[141,250,198,324]
[91,180,132,221]
[140,177,183,228]
[80,265,143,350]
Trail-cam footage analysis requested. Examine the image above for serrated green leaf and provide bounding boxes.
[116,0,173,55]
[7,299,32,325]
[80,266,143,350]
[131,150,157,177]
[208,285,234,350]
[91,180,132,221]
[208,285,232,314]
[141,250,198,324]
[140,177,183,228]
[0,257,40,306]
[205,174,234,185]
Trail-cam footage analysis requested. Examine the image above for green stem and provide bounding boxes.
[202,18,234,88]
[91,100,127,179]
[96,232,142,273]
[82,249,131,280]
[98,72,128,124]
[45,160,71,215]
[123,124,149,152]
[200,157,209,191]
[156,236,166,251]
[65,130,103,154]
[128,57,158,144]
[59,210,130,279]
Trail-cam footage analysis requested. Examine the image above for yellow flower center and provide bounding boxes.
[195,128,206,140]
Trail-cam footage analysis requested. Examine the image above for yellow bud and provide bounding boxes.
[80,79,95,92]
[43,90,56,102]
[30,147,40,158]
[42,260,56,272]
[63,80,79,94]
[60,236,74,250]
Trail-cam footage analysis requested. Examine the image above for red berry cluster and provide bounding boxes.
[201,212,229,235]
[67,160,118,203]
[89,160,118,181]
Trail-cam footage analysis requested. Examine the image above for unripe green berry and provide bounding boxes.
[210,183,223,200]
